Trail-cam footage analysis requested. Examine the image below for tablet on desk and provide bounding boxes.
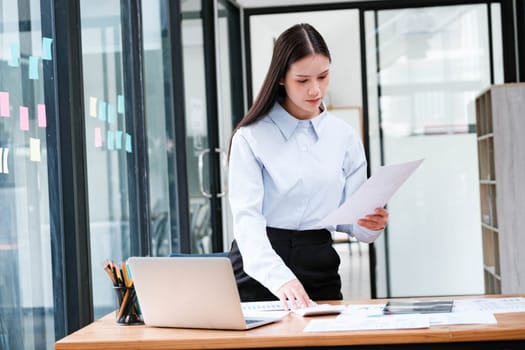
[383,300,453,315]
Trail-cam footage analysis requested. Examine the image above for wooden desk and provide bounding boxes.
[56,296,525,350]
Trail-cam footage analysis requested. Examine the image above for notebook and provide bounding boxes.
[126,256,282,330]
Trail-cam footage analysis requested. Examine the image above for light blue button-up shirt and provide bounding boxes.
[228,102,382,295]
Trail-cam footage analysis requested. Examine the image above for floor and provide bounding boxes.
[333,240,371,300]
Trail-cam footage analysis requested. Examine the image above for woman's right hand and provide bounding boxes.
[277,279,311,310]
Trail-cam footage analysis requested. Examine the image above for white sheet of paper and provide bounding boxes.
[453,297,525,314]
[304,314,430,332]
[318,159,424,226]
[428,311,497,326]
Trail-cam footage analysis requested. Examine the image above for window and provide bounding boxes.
[0,1,55,348]
[80,0,132,319]
[142,0,181,256]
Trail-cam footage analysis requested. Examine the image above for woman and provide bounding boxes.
[228,23,388,310]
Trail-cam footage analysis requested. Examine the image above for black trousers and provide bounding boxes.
[228,227,342,302]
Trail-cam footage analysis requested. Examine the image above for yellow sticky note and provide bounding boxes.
[30,138,41,162]
[89,97,98,117]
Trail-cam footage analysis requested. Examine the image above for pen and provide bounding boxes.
[117,288,131,322]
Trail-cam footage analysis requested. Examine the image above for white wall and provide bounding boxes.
[250,10,362,108]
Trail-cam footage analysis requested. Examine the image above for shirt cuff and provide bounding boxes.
[336,224,383,243]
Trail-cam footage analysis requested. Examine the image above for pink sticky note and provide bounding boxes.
[0,92,9,117]
[37,104,47,127]
[94,128,102,147]
[20,106,29,131]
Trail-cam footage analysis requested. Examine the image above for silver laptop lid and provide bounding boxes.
[127,256,253,330]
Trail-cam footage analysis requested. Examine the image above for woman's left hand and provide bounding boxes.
[357,208,389,231]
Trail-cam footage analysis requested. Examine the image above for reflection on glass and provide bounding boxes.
[490,4,504,84]
[377,6,491,136]
[217,0,235,248]
[181,0,212,253]
[0,1,55,349]
[80,0,131,319]
[141,0,177,257]
[367,5,500,297]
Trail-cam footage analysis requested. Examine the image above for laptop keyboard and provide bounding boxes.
[245,319,263,325]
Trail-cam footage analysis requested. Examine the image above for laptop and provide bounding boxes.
[127,256,282,330]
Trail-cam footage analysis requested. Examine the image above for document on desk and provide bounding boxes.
[304,311,497,332]
[304,314,430,332]
[453,297,525,314]
[428,312,497,326]
[241,301,346,317]
[318,159,424,226]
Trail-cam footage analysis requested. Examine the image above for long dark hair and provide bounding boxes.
[228,23,331,157]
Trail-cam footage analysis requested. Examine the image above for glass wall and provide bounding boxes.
[141,0,179,257]
[0,0,55,349]
[181,0,213,253]
[217,0,240,248]
[366,4,502,297]
[79,0,131,319]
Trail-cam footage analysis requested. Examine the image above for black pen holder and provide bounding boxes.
[113,285,144,325]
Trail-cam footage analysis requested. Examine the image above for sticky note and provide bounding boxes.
[107,131,114,150]
[125,133,132,153]
[8,42,19,67]
[29,56,39,80]
[107,103,115,123]
[0,92,9,117]
[20,106,29,131]
[94,128,102,147]
[98,100,107,121]
[0,147,8,174]
[30,138,41,162]
[117,95,125,114]
[115,130,123,149]
[37,104,47,127]
[89,97,97,117]
[42,37,53,60]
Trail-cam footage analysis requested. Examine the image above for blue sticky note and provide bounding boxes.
[107,131,114,150]
[117,95,125,114]
[107,103,115,123]
[29,56,39,79]
[9,42,19,67]
[42,37,53,60]
[98,101,107,121]
[115,130,123,150]
[125,134,132,153]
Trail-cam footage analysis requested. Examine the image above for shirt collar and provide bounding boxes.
[268,101,327,141]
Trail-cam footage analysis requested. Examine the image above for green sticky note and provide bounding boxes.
[125,134,132,153]
[42,37,53,60]
[98,101,107,121]
[117,95,125,114]
[29,56,39,79]
[115,130,123,150]
[107,131,114,150]
[107,103,115,123]
[9,42,19,67]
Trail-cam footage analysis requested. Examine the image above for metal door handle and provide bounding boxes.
[215,148,228,198]
[197,149,212,198]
